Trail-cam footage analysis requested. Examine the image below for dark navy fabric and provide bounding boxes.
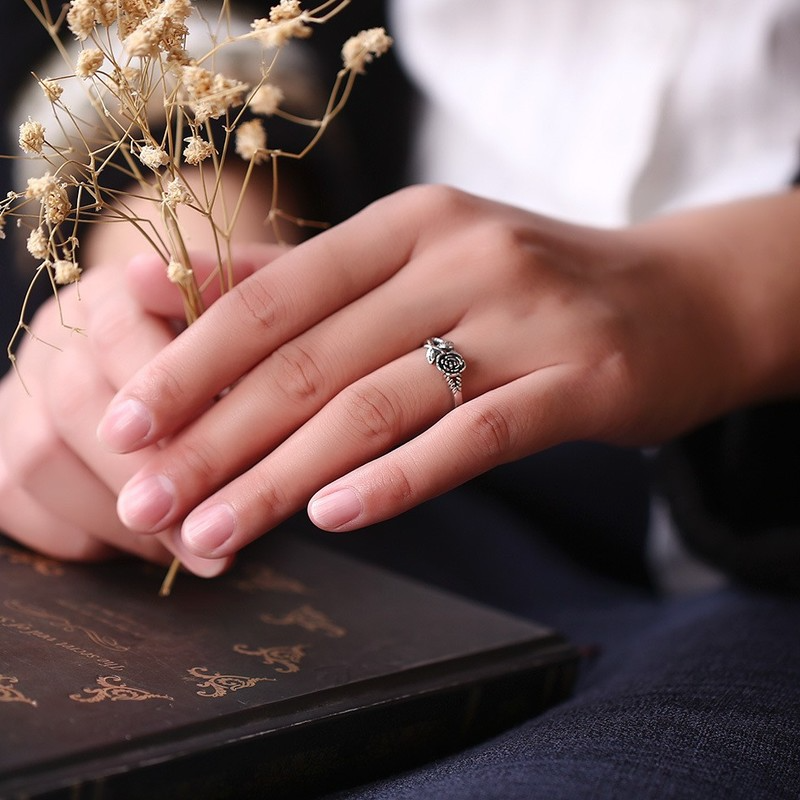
[319,461,800,799]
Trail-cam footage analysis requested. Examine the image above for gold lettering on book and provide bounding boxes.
[4,600,129,652]
[187,667,276,698]
[260,604,346,638]
[0,545,63,577]
[233,643,308,673]
[69,676,172,704]
[233,565,309,595]
[0,614,125,670]
[0,675,37,706]
[55,600,150,641]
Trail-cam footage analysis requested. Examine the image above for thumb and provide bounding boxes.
[125,243,290,318]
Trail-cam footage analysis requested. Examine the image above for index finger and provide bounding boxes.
[96,191,425,453]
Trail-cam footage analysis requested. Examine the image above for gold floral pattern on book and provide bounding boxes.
[69,676,173,704]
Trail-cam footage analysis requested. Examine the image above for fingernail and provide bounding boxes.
[98,398,152,452]
[118,474,174,530]
[166,530,231,578]
[309,488,362,530]
[183,503,236,557]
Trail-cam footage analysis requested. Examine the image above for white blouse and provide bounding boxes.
[390,0,800,226]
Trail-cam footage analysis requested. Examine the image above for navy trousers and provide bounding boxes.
[319,447,800,800]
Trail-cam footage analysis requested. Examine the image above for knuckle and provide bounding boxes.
[411,184,473,223]
[338,381,401,445]
[269,342,325,404]
[233,275,283,335]
[461,403,516,462]
[470,220,532,277]
[249,476,291,521]
[136,361,186,410]
[376,461,416,508]
[166,437,221,490]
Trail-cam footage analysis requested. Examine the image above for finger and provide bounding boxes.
[173,329,621,558]
[125,242,289,318]
[4,422,171,564]
[43,341,232,576]
[108,270,462,536]
[141,333,566,557]
[0,461,117,562]
[109,251,591,541]
[308,365,610,532]
[96,190,434,453]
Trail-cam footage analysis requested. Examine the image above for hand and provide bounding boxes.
[97,185,800,572]
[0,243,282,573]
[0,258,177,563]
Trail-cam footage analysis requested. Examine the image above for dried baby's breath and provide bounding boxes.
[18,119,46,155]
[138,144,170,170]
[162,178,192,209]
[53,259,82,285]
[235,119,268,164]
[167,259,193,286]
[39,79,63,103]
[26,228,49,259]
[250,84,284,116]
[4,0,394,594]
[183,135,215,165]
[342,28,393,75]
[75,49,105,78]
[270,0,304,21]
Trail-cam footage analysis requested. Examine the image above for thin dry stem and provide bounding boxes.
[5,0,393,594]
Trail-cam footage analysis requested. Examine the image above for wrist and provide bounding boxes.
[630,190,800,409]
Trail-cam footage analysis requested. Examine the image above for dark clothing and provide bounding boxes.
[323,486,800,799]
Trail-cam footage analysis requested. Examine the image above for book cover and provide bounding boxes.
[0,528,578,799]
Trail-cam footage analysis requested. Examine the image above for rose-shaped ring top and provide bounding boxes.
[423,337,466,407]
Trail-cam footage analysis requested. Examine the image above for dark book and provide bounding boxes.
[0,528,578,799]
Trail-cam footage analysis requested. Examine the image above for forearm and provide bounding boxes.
[629,188,800,409]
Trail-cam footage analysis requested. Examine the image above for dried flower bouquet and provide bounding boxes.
[1,0,392,593]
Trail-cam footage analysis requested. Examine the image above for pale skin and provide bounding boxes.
[3,184,800,574]
[0,167,286,575]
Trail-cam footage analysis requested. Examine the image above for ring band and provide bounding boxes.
[423,337,466,408]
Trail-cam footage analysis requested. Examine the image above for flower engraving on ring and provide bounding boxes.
[424,337,466,398]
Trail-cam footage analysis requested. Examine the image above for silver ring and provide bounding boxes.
[423,337,466,408]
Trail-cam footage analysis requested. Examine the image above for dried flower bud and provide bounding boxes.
[0,216,6,241]
[26,228,50,259]
[124,19,161,57]
[53,259,82,285]
[138,144,170,170]
[162,178,192,208]
[66,0,97,40]
[40,79,64,103]
[270,0,303,22]
[19,119,46,155]
[235,119,268,164]
[181,66,248,123]
[43,184,71,226]
[183,135,215,165]
[250,84,284,116]
[67,0,119,39]
[342,28,393,74]
[167,259,193,287]
[251,15,312,48]
[25,173,57,200]
[76,49,105,79]
[123,0,191,59]
[96,0,119,26]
